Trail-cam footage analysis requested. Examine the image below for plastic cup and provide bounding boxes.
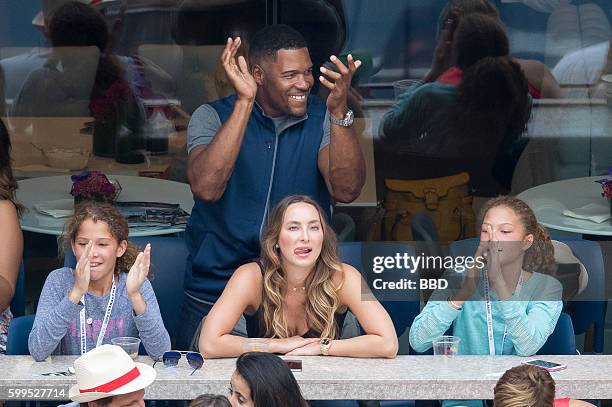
[242,338,270,353]
[433,335,460,357]
[111,337,141,359]
[393,79,421,99]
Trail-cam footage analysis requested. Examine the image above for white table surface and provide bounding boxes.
[16,175,194,237]
[517,176,612,236]
[1,355,611,400]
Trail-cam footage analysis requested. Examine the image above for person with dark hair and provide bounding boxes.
[180,24,366,349]
[0,118,24,353]
[230,352,308,407]
[28,203,170,361]
[494,364,596,407]
[431,0,561,99]
[189,394,231,407]
[380,13,530,197]
[12,1,144,158]
[410,196,563,407]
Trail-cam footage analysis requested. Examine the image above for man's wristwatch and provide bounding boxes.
[329,109,354,127]
[319,337,332,355]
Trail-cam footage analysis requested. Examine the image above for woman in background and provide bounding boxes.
[381,13,530,196]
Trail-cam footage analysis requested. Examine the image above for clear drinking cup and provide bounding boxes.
[393,79,421,99]
[432,335,461,357]
[111,337,141,359]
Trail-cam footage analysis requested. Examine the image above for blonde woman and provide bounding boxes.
[494,364,595,407]
[199,195,397,358]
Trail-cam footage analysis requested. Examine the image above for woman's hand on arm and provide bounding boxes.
[271,336,320,355]
[199,263,262,358]
[285,340,322,356]
[326,264,398,358]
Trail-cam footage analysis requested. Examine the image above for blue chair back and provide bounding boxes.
[331,212,356,242]
[537,312,575,355]
[10,262,26,318]
[557,239,607,353]
[338,242,421,342]
[6,315,35,355]
[64,236,188,344]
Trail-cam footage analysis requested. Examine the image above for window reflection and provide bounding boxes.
[1,0,611,239]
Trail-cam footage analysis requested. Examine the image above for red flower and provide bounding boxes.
[596,167,612,199]
[70,171,116,198]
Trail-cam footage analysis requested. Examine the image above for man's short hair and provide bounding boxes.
[248,24,308,65]
[80,396,113,407]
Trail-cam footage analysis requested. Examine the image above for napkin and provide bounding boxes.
[562,202,610,223]
[34,199,74,218]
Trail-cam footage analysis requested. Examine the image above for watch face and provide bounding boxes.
[346,110,354,121]
[320,338,331,346]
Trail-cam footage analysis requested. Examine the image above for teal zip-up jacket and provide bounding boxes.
[410,271,562,407]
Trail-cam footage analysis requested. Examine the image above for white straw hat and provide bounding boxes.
[69,344,156,403]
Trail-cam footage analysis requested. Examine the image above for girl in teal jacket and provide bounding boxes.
[410,196,563,407]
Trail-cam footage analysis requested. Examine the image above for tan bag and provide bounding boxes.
[368,172,477,242]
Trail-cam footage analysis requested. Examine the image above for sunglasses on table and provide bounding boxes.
[153,351,204,376]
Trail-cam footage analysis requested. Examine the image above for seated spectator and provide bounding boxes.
[494,364,596,407]
[189,394,231,407]
[431,0,561,99]
[380,13,530,196]
[28,203,170,361]
[0,119,24,353]
[410,196,563,407]
[68,344,156,407]
[230,352,307,407]
[12,0,145,155]
[199,195,397,359]
[1,0,173,114]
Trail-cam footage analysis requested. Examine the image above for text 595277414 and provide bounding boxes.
[1,386,69,400]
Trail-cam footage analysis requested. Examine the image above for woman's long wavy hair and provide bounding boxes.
[259,195,343,339]
[480,196,556,275]
[61,203,139,277]
[0,119,24,216]
[453,13,530,157]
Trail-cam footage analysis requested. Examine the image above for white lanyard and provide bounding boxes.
[79,275,117,355]
[483,269,523,356]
